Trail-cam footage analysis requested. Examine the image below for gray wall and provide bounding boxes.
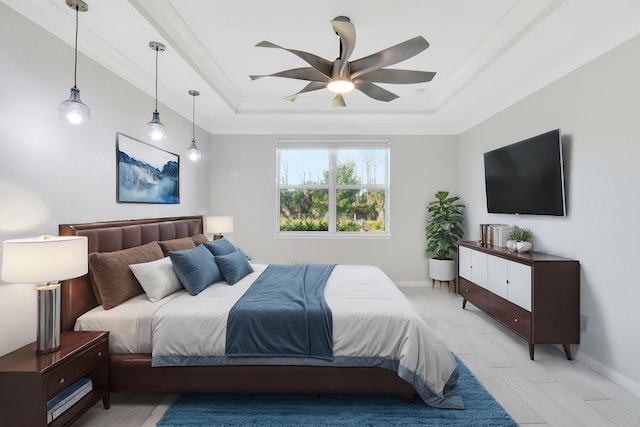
[0,4,210,355]
[458,34,640,392]
[209,134,459,282]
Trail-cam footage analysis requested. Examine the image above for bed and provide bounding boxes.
[59,216,462,408]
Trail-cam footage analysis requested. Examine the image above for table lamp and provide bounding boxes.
[206,216,234,240]
[2,235,88,353]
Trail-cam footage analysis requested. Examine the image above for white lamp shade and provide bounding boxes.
[2,235,88,283]
[206,216,234,234]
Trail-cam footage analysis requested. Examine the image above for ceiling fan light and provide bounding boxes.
[327,79,354,94]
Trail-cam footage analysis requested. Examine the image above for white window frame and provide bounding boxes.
[276,139,391,238]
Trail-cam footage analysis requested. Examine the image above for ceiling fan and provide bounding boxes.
[250,16,436,107]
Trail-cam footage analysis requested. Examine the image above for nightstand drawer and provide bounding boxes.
[45,339,108,398]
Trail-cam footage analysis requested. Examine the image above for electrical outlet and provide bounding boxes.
[580,314,588,332]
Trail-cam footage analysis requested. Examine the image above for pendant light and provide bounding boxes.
[145,41,168,141]
[59,0,90,125]
[186,90,202,162]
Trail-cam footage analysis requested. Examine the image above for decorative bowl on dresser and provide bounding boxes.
[457,240,580,360]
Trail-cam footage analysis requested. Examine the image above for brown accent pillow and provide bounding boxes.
[88,241,164,310]
[158,236,196,256]
[191,233,210,245]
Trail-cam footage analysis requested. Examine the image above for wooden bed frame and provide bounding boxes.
[59,216,417,401]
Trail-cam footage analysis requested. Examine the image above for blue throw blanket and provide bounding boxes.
[226,264,335,360]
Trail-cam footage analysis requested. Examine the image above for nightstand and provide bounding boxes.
[0,331,109,426]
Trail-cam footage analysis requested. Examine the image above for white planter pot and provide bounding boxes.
[428,258,456,281]
[516,241,533,253]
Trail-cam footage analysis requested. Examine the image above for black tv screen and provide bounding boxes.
[484,129,566,216]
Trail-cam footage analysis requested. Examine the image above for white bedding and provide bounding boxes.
[76,264,460,407]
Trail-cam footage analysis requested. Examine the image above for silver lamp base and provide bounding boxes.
[36,283,61,354]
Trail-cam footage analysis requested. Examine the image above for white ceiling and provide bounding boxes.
[5,0,640,135]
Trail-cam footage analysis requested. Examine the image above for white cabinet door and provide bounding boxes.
[486,254,532,311]
[471,250,488,288]
[459,246,472,280]
[507,261,532,311]
[487,256,508,299]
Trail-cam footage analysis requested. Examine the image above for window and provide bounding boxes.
[277,140,390,236]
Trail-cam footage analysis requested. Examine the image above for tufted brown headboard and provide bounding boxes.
[58,216,204,332]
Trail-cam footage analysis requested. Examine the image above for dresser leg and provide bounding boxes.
[562,344,573,360]
[103,393,110,409]
[529,343,535,360]
[462,298,467,309]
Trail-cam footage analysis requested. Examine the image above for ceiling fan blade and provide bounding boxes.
[331,94,347,108]
[250,67,329,82]
[355,82,399,102]
[331,17,356,76]
[255,41,332,77]
[356,69,436,84]
[285,82,326,102]
[350,36,430,79]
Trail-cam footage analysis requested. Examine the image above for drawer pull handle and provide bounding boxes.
[465,289,469,293]
[59,377,65,384]
[98,351,102,357]
[514,318,519,323]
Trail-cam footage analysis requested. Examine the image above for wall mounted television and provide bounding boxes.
[483,129,566,216]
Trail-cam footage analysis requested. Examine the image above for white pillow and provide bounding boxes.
[129,256,182,302]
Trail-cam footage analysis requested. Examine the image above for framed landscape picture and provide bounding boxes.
[116,132,180,204]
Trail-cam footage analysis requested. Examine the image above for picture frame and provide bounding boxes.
[116,132,180,204]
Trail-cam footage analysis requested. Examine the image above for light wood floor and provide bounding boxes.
[75,284,640,426]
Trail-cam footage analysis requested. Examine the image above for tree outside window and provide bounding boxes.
[277,143,389,235]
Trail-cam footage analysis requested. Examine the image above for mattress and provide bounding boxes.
[75,264,461,407]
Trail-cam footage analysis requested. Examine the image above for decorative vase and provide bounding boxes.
[516,241,533,253]
[506,240,517,251]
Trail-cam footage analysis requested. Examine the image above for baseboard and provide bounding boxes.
[575,351,640,399]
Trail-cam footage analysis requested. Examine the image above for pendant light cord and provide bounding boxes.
[192,93,196,139]
[73,5,79,89]
[154,45,159,112]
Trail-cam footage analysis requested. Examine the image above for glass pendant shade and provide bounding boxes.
[59,87,90,125]
[145,110,167,141]
[187,139,202,161]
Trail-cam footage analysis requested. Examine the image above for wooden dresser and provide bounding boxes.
[457,241,580,360]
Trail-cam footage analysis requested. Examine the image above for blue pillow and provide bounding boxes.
[169,245,222,295]
[203,238,236,256]
[215,249,254,285]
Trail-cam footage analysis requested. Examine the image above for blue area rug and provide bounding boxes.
[157,356,518,426]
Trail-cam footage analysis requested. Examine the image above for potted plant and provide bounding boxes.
[508,226,533,252]
[425,191,465,284]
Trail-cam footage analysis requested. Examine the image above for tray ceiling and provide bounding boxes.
[4,0,640,134]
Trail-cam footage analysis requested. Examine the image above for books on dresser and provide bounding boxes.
[479,224,513,247]
[47,377,93,423]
